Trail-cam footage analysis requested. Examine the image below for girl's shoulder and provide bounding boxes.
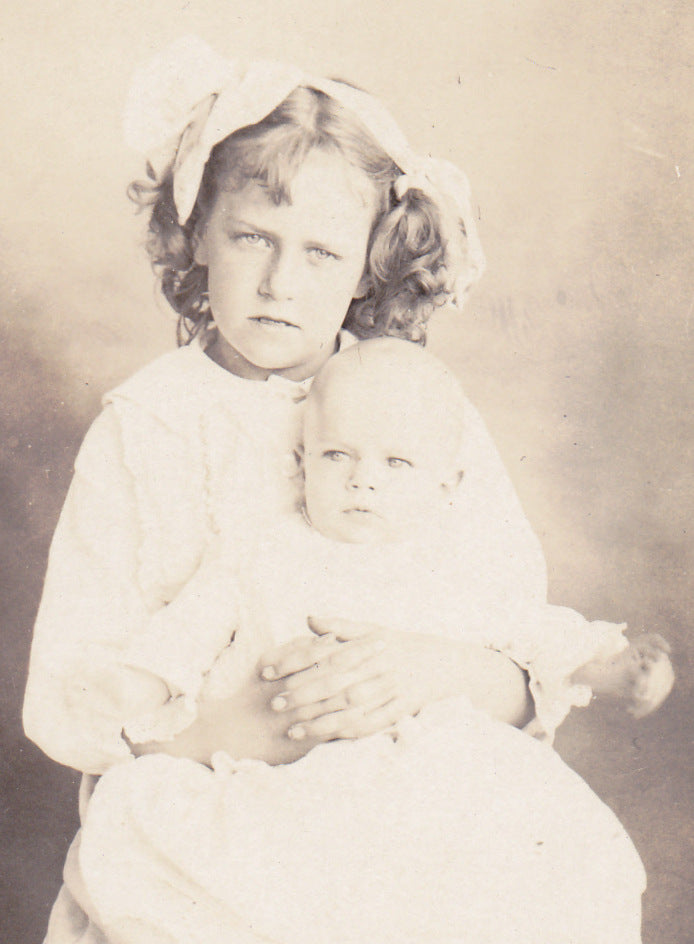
[103,342,260,436]
[103,343,227,429]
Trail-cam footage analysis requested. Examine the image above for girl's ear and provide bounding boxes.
[192,224,208,266]
[354,268,372,299]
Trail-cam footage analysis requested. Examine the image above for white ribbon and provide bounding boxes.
[124,36,484,306]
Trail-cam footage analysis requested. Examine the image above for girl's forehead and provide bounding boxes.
[217,148,378,217]
[210,151,378,246]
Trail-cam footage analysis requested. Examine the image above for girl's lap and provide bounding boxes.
[86,697,636,852]
[79,702,644,944]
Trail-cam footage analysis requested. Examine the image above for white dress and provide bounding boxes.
[23,337,645,944]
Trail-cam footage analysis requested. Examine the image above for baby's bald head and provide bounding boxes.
[303,338,466,543]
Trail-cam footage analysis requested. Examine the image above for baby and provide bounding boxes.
[77,338,669,944]
[120,336,672,755]
[222,336,674,737]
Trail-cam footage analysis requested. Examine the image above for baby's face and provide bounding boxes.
[303,381,461,544]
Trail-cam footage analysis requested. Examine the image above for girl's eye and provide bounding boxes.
[236,233,272,249]
[308,247,338,262]
[387,457,413,469]
[323,450,349,462]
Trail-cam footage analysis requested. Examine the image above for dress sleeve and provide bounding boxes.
[22,406,239,775]
[453,395,548,606]
[487,604,629,741]
[451,397,628,740]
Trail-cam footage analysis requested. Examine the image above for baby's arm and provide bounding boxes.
[571,633,674,718]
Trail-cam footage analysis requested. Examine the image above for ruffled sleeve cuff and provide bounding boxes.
[122,695,200,746]
[489,605,629,742]
[121,554,241,744]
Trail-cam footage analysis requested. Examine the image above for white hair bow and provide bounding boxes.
[124,36,484,306]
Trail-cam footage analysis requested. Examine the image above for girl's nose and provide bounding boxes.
[258,250,296,300]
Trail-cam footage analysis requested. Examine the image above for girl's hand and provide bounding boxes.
[260,617,472,743]
[137,664,321,767]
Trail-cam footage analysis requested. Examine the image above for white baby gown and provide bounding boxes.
[78,714,645,944]
[24,337,645,944]
[77,517,645,944]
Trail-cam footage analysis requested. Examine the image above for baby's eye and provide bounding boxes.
[387,457,413,469]
[323,449,349,462]
[307,247,338,262]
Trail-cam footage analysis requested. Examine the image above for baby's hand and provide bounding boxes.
[624,634,675,718]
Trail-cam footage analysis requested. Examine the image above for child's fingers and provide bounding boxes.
[308,615,389,642]
[325,637,388,671]
[274,666,380,711]
[281,646,387,701]
[287,693,403,742]
[629,658,675,717]
[275,637,387,692]
[287,706,367,741]
[259,633,339,681]
[341,675,397,711]
[629,691,668,719]
[649,633,672,654]
[356,698,409,735]
[277,674,396,719]
[631,633,672,656]
[260,627,387,682]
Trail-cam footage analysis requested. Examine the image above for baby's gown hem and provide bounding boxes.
[74,700,645,944]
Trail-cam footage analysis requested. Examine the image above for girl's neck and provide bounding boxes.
[205,332,273,381]
[204,328,340,383]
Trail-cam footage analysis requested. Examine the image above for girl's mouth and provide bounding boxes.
[251,316,298,329]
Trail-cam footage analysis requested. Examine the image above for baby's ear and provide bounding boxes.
[440,468,464,494]
[295,443,306,478]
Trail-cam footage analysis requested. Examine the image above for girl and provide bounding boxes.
[24,37,668,944]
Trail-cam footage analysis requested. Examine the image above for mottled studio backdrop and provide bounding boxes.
[1,2,692,942]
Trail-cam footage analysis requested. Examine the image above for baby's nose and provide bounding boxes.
[349,461,378,491]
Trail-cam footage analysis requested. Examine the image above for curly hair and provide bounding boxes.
[128,85,458,346]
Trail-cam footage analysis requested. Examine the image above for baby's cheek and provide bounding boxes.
[416,478,452,518]
[303,479,333,530]
[391,491,438,538]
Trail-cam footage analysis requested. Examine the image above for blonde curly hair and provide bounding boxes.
[129,85,458,346]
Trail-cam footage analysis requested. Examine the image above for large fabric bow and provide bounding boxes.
[124,36,484,307]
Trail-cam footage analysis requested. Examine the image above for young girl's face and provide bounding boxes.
[194,149,377,381]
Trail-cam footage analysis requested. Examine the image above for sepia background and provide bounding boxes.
[1,1,692,942]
